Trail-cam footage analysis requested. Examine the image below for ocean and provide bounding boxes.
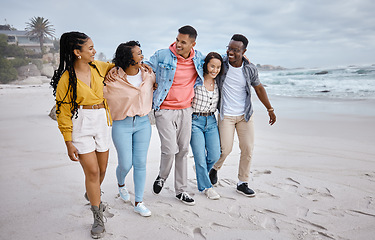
[259,64,375,100]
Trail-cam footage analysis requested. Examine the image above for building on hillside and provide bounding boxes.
[0,29,54,54]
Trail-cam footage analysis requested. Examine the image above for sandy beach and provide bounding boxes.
[0,82,374,240]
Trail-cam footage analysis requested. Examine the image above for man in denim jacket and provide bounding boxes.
[209,34,276,197]
[145,25,204,205]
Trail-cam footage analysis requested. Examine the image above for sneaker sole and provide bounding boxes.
[177,198,196,206]
[236,189,256,197]
[207,195,220,200]
[152,189,161,195]
[91,230,105,239]
[181,201,196,206]
[134,210,152,217]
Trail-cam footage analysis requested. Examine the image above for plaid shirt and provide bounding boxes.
[192,84,219,113]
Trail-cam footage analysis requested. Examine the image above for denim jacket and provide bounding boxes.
[217,56,261,122]
[145,47,204,111]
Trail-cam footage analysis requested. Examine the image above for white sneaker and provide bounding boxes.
[119,186,130,202]
[134,202,151,217]
[205,188,220,200]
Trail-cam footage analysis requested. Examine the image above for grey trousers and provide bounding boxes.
[154,107,193,194]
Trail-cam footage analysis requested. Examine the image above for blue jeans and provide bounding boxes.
[112,115,151,202]
[190,114,221,191]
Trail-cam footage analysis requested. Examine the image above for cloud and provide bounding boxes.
[1,0,374,68]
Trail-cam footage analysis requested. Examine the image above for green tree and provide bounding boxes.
[0,58,17,83]
[0,34,27,83]
[25,16,55,54]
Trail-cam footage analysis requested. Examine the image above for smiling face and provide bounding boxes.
[75,38,96,63]
[205,58,222,79]
[175,33,196,58]
[226,40,246,67]
[131,45,144,68]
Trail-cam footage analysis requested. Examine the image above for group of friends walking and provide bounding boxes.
[51,25,276,239]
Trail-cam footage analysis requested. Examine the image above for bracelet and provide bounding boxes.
[267,108,274,112]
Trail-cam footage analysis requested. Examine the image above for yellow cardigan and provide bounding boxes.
[56,61,114,141]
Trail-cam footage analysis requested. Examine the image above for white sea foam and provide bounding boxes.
[259,65,375,99]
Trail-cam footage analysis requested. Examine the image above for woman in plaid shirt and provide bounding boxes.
[190,52,223,200]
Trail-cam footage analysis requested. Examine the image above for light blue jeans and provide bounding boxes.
[112,115,151,202]
[190,114,221,192]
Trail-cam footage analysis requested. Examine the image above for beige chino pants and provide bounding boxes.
[213,115,254,182]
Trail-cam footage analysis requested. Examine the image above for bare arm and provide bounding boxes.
[253,84,276,125]
[65,141,79,161]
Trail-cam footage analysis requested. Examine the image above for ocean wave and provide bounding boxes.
[259,65,375,99]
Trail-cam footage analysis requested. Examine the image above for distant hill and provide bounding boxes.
[256,64,286,71]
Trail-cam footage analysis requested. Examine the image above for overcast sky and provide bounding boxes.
[1,0,374,68]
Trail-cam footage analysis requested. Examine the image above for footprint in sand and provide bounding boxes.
[347,209,375,218]
[263,209,286,217]
[253,169,272,177]
[103,205,115,218]
[364,172,375,182]
[297,206,309,217]
[218,178,237,187]
[296,218,327,231]
[365,196,374,208]
[209,222,231,229]
[268,177,300,193]
[300,187,334,201]
[183,209,200,218]
[154,201,173,208]
[228,204,242,218]
[193,227,206,240]
[255,189,280,199]
[261,216,280,232]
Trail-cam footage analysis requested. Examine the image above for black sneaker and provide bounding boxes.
[209,168,218,186]
[153,176,165,195]
[236,183,256,197]
[176,192,195,206]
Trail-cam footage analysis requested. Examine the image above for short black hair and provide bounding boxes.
[231,34,248,49]
[113,41,141,70]
[178,25,197,40]
[203,52,224,77]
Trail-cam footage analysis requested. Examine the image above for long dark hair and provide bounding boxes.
[113,41,141,70]
[203,52,224,77]
[50,31,89,118]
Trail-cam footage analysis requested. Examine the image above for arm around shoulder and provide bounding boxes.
[144,50,161,72]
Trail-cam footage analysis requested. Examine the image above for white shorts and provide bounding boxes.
[72,107,110,154]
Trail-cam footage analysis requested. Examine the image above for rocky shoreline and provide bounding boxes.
[256,64,286,71]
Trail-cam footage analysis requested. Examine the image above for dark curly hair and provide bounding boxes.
[113,41,141,70]
[203,52,224,77]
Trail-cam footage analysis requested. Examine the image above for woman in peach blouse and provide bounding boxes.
[104,41,155,217]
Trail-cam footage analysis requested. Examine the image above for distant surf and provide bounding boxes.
[259,65,375,99]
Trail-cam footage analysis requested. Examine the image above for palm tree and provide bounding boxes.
[25,16,55,54]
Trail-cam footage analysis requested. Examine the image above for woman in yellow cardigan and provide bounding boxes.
[50,31,113,239]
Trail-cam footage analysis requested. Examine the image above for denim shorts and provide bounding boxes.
[72,107,110,154]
